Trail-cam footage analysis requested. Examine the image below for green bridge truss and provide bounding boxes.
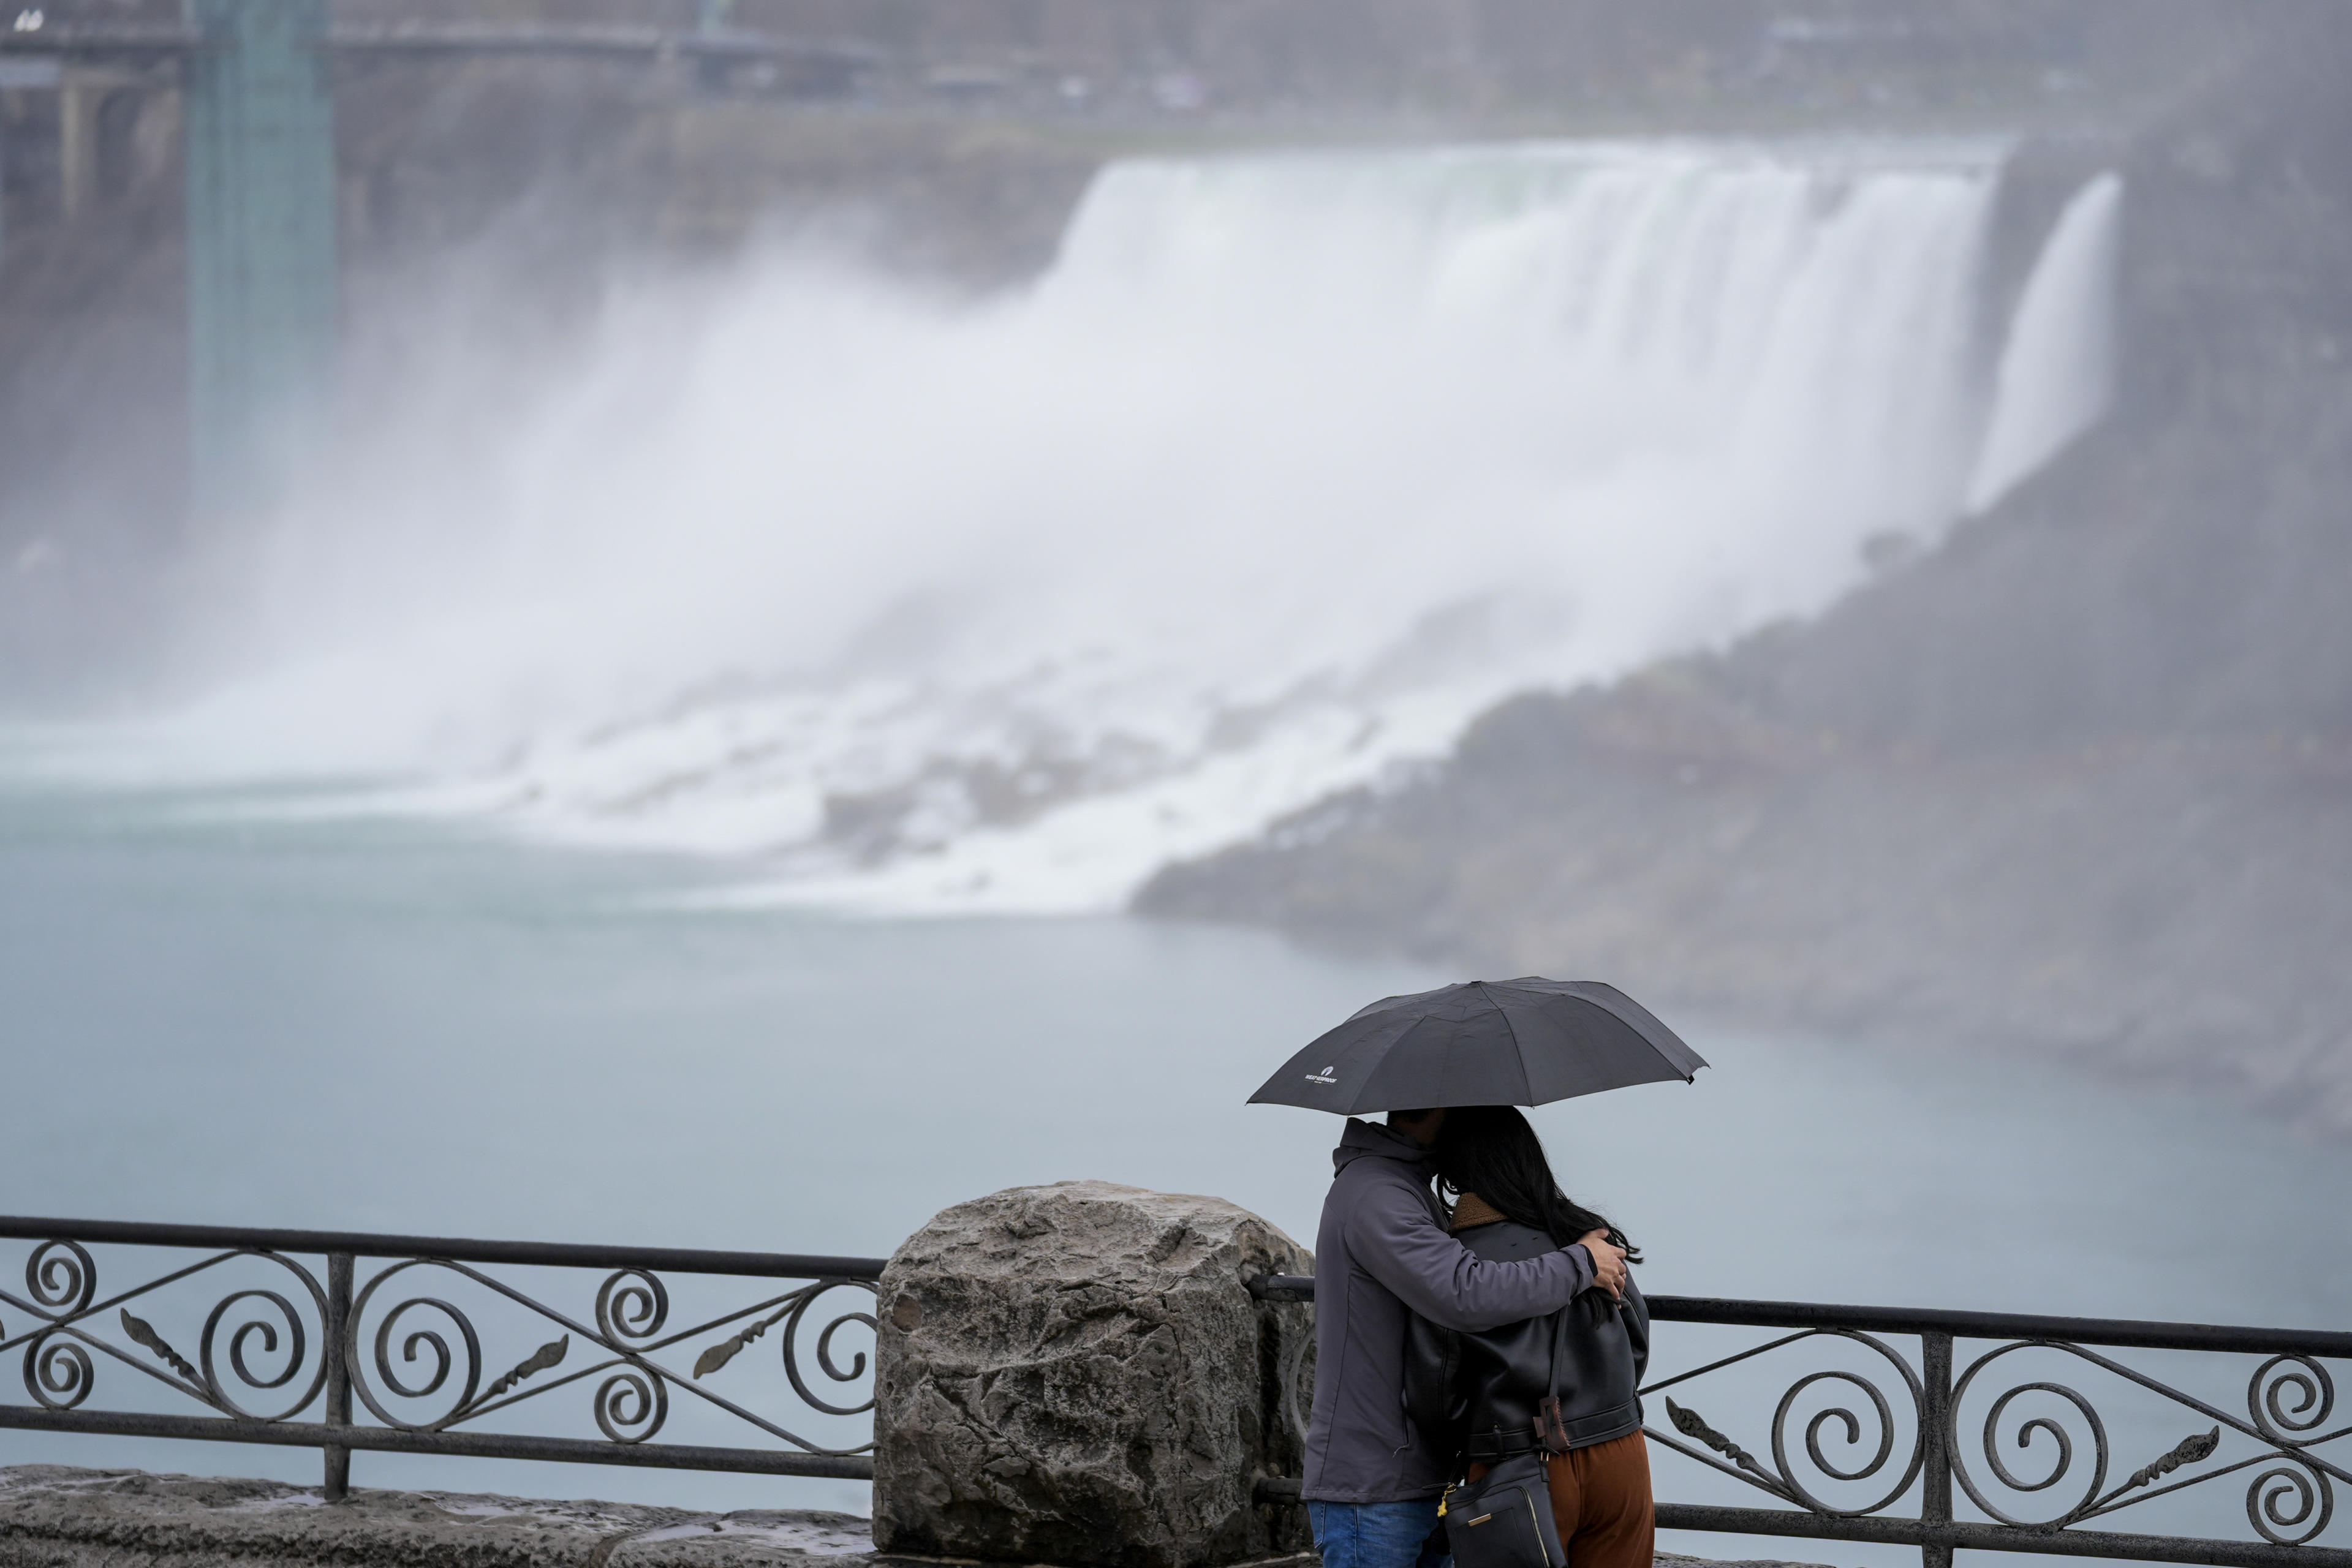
[182,0,339,524]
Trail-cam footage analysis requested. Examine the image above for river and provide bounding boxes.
[3,780,2346,1564]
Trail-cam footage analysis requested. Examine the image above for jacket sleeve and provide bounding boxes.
[1625,1276,1651,1388]
[1347,1172,1595,1332]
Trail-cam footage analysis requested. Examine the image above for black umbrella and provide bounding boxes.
[1249,978,1706,1114]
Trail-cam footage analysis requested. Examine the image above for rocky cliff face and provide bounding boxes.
[1139,12,2352,1131]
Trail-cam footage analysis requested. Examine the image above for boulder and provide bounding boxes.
[871,1181,1314,1568]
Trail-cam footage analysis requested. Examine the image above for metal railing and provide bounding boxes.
[1248,1275,2352,1568]
[10,1215,2348,1568]
[0,1216,885,1498]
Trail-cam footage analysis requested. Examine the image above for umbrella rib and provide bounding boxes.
[1477,981,1535,1106]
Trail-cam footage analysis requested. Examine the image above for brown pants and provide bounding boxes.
[1465,1431,1654,1568]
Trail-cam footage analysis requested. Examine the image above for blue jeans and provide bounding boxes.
[1308,1498,1450,1568]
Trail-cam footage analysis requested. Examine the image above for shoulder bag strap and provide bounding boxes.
[1535,1256,1576,1452]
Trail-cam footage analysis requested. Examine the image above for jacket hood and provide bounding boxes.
[1332,1116,1432,1175]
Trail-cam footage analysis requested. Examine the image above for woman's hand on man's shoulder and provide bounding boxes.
[1576,1229,1628,1300]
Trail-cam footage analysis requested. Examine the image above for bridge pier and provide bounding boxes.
[183,0,338,525]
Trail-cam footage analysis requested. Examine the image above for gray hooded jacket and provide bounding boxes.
[1299,1118,1598,1503]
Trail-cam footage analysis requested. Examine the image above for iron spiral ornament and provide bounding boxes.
[2250,1354,2335,1446]
[1771,1371,1908,1512]
[594,1368,669,1443]
[2247,1457,2335,1547]
[1949,1344,2112,1527]
[18,1240,100,1410]
[197,1254,328,1421]
[1758,1332,1926,1513]
[779,1281,877,1418]
[23,1331,94,1411]
[26,1241,96,1317]
[596,1268,670,1344]
[347,1260,485,1430]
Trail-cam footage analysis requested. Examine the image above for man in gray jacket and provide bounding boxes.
[1302,1109,1627,1568]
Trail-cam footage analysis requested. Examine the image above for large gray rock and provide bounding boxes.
[871,1182,1314,1568]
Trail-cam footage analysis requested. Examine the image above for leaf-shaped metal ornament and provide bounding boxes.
[1665,1395,1781,1488]
[121,1310,199,1382]
[1666,1396,1719,1444]
[2125,1427,2221,1493]
[480,1336,569,1403]
[695,1305,792,1379]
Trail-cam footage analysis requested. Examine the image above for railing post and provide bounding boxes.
[322,1251,353,1501]
[1920,1329,1954,1568]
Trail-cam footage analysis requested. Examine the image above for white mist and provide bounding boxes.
[123,141,2114,911]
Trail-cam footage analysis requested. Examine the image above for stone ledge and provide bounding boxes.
[0,1468,1834,1568]
[0,1466,872,1568]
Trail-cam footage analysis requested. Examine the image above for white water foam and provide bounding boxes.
[63,141,2117,913]
[1966,172,2122,511]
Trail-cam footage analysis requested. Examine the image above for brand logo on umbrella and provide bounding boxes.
[1304,1065,1337,1084]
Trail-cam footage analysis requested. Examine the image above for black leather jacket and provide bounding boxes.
[1404,1218,1649,1468]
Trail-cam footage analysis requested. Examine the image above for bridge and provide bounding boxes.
[0,3,874,524]
[0,2,2226,538]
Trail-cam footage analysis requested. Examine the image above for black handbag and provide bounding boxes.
[1440,1450,1565,1568]
[1439,1306,1575,1568]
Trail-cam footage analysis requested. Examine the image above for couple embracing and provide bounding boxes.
[1301,1106,1652,1568]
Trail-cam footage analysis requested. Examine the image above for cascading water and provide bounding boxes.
[95,140,2117,913]
[1967,172,2122,512]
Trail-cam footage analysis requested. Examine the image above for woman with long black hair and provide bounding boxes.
[1411,1106,1653,1568]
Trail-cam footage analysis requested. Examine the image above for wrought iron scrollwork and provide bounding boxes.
[23,1331,94,1410]
[3,1242,328,1423]
[1949,1353,2109,1526]
[201,1269,329,1421]
[27,1241,96,1317]
[2252,1354,2335,1444]
[1771,1358,1924,1515]
[2248,1457,2335,1547]
[18,1240,101,1411]
[2241,1354,2339,1544]
[1,1229,879,1469]
[336,1255,877,1453]
[1642,1317,2350,1558]
[593,1368,668,1443]
[596,1268,670,1344]
[778,1280,877,1418]
[1942,1338,2352,1544]
[348,1261,483,1430]
[1644,1329,1924,1517]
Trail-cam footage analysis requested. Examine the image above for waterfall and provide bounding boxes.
[1966,172,2123,512]
[100,140,2114,913]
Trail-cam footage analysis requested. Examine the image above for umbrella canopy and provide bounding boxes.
[1249,978,1706,1114]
